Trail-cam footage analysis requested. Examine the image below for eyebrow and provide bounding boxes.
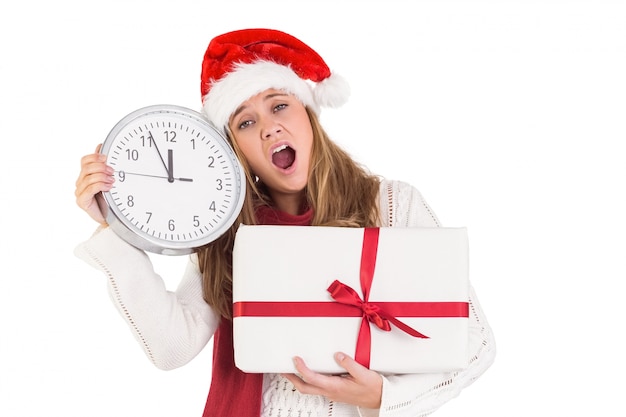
[230,92,289,120]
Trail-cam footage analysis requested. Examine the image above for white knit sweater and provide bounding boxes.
[75,179,496,417]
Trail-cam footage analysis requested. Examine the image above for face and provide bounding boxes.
[228,89,314,210]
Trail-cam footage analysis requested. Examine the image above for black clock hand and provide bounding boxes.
[150,134,171,178]
[167,149,175,183]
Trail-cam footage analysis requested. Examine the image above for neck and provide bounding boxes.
[269,190,306,215]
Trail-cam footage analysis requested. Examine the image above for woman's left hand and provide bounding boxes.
[281,352,382,409]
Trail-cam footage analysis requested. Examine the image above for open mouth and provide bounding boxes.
[272,144,296,170]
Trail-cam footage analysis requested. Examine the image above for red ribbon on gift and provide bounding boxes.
[233,227,469,369]
[328,228,428,368]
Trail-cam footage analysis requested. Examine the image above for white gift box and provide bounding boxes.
[232,225,469,374]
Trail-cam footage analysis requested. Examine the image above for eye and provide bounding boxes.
[237,119,254,130]
[273,103,288,113]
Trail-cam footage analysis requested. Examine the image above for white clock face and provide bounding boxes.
[99,105,245,255]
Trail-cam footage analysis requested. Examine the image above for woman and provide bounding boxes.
[75,28,495,416]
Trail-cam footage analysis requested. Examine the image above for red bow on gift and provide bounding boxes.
[327,228,428,368]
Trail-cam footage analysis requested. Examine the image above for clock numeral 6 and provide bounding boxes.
[168,219,176,231]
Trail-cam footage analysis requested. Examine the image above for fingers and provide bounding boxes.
[293,356,331,389]
[334,352,382,408]
[282,357,333,398]
[282,354,382,409]
[333,352,370,381]
[75,145,114,225]
[75,153,114,197]
[76,144,109,190]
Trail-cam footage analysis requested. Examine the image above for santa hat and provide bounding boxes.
[200,28,350,132]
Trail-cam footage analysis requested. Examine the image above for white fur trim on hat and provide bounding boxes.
[314,72,350,109]
[202,61,318,132]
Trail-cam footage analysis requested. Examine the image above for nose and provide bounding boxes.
[261,119,282,141]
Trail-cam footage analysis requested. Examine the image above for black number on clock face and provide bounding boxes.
[140,132,153,147]
[126,149,139,161]
[164,130,177,142]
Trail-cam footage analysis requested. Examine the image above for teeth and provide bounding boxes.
[273,145,288,154]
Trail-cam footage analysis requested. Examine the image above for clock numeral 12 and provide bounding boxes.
[164,131,177,142]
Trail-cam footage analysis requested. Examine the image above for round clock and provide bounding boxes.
[96,104,246,255]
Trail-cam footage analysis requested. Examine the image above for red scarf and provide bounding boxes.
[202,205,313,417]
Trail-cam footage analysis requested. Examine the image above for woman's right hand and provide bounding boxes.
[75,144,115,226]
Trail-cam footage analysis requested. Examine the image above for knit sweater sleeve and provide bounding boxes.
[74,227,220,370]
[363,180,496,417]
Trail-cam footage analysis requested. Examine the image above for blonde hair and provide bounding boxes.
[197,108,381,319]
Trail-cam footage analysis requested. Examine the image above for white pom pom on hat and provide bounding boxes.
[200,28,350,132]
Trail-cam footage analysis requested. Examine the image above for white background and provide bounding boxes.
[1,0,625,415]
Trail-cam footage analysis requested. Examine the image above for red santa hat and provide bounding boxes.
[200,28,350,132]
